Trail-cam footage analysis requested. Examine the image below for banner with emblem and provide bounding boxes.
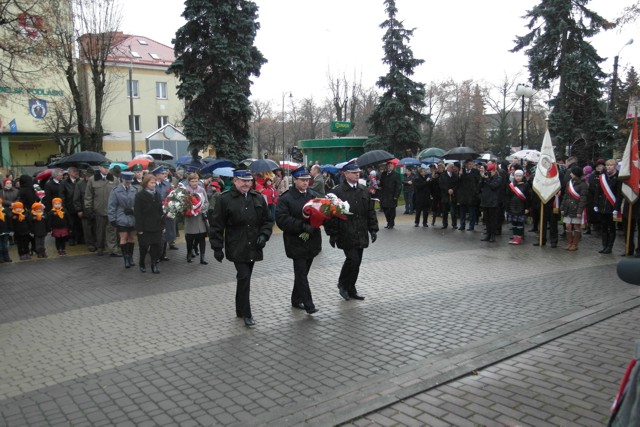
[618,115,639,204]
[29,99,48,119]
[532,129,561,204]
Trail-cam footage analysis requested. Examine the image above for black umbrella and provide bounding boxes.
[49,151,109,168]
[249,159,279,173]
[356,150,395,168]
[442,146,480,161]
[200,159,237,174]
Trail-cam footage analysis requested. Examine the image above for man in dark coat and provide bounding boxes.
[325,162,379,301]
[457,159,480,231]
[480,163,502,242]
[438,163,459,229]
[43,168,64,211]
[379,161,401,229]
[275,166,321,314]
[60,166,82,245]
[209,169,274,327]
[413,165,432,227]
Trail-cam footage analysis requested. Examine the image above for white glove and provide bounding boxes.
[613,210,618,217]
[593,206,599,213]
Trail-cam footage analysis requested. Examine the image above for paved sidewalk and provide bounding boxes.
[1,210,638,426]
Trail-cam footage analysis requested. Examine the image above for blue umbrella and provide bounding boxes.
[419,156,442,164]
[176,154,202,166]
[211,167,235,177]
[321,164,338,174]
[398,157,421,167]
[200,159,236,174]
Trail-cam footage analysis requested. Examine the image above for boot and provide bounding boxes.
[564,232,574,250]
[569,232,581,251]
[151,261,160,274]
[128,243,136,267]
[159,243,169,261]
[200,250,208,265]
[3,249,12,262]
[599,231,608,253]
[121,244,131,268]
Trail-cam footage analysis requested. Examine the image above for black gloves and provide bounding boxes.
[370,231,377,243]
[124,208,134,215]
[256,234,267,249]
[110,221,117,227]
[329,235,337,248]
[302,223,314,234]
[214,249,224,263]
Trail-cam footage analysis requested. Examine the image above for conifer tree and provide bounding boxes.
[169,0,266,161]
[366,0,427,155]
[512,0,614,161]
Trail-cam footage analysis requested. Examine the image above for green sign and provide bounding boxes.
[330,121,353,133]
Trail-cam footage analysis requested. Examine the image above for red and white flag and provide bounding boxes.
[618,115,639,204]
[533,129,561,204]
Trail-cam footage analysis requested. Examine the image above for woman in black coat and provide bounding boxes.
[412,166,432,227]
[134,174,164,273]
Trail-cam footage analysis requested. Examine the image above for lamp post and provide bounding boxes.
[515,83,534,159]
[281,91,292,169]
[609,38,634,116]
[128,45,136,160]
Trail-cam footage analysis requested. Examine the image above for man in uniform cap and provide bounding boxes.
[209,168,274,327]
[130,163,144,189]
[325,162,378,301]
[84,160,117,256]
[275,166,321,314]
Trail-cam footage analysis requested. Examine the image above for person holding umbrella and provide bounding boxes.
[209,169,274,327]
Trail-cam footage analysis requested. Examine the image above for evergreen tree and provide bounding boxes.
[366,0,427,155]
[512,0,614,161]
[612,67,640,152]
[169,0,266,161]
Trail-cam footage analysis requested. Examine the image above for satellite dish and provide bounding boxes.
[163,126,176,139]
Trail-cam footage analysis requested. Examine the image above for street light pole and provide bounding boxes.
[128,45,136,160]
[609,38,634,116]
[515,83,534,162]
[281,91,292,171]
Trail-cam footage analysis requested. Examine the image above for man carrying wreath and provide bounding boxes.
[275,166,322,314]
[325,161,379,301]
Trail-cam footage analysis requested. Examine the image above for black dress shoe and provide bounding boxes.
[423,224,429,228]
[481,237,491,241]
[533,242,545,246]
[488,238,496,242]
[139,265,146,273]
[350,293,365,301]
[291,302,305,310]
[305,307,318,314]
[159,256,170,261]
[169,245,179,250]
[441,226,448,229]
[384,225,389,229]
[338,287,350,301]
[550,243,557,248]
[244,317,255,327]
[110,252,122,258]
[414,223,419,227]
[458,227,466,231]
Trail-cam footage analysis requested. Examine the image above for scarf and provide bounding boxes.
[0,205,4,222]
[51,198,65,219]
[31,202,45,221]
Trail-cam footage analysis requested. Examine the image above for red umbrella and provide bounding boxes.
[36,169,54,181]
[127,158,154,170]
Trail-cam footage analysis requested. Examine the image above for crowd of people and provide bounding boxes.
[1,154,638,327]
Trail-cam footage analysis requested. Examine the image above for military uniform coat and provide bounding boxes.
[108,183,137,228]
[324,181,379,249]
[209,186,274,263]
[275,187,322,259]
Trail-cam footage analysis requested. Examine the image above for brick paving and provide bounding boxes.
[0,211,638,426]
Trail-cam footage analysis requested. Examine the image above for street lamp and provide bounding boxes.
[609,38,634,116]
[128,45,136,160]
[281,91,292,168]
[515,83,534,158]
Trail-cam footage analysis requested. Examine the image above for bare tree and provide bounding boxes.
[467,84,488,152]
[421,82,448,147]
[251,99,272,158]
[442,79,474,147]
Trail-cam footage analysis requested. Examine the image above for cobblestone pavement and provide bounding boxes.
[1,211,639,426]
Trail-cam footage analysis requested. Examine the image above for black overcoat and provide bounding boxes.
[412,173,432,209]
[275,188,322,259]
[134,189,164,233]
[324,181,378,249]
[379,170,401,208]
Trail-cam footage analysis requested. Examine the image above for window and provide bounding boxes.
[149,53,160,60]
[137,39,148,45]
[156,81,167,99]
[129,115,140,132]
[157,116,169,128]
[126,80,139,97]
[130,51,141,58]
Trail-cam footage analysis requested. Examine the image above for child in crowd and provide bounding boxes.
[10,201,31,260]
[47,197,70,256]
[0,198,12,262]
[505,169,530,245]
[262,178,278,219]
[29,202,49,258]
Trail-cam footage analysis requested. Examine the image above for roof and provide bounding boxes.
[80,32,174,67]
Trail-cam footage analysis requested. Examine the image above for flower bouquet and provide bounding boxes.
[163,185,189,219]
[299,193,351,241]
[185,192,203,217]
[33,184,45,201]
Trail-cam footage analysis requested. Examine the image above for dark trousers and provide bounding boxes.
[414,204,430,225]
[15,234,30,255]
[139,231,162,267]
[459,204,477,229]
[599,213,617,249]
[234,262,255,318]
[441,201,457,227]
[338,247,364,296]
[538,204,559,245]
[95,215,108,250]
[81,216,96,249]
[382,206,396,227]
[68,212,83,243]
[292,257,315,309]
[404,191,414,213]
[483,206,499,238]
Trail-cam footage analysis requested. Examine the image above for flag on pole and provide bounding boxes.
[618,115,639,204]
[532,129,561,204]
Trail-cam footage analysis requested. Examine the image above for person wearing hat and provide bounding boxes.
[60,166,81,246]
[0,197,12,262]
[130,163,145,189]
[135,174,164,273]
[209,169,274,327]
[84,161,118,256]
[457,159,481,231]
[73,168,97,252]
[593,159,621,254]
[1,177,18,211]
[479,163,502,242]
[413,164,433,227]
[10,201,32,260]
[275,166,322,314]
[560,166,588,251]
[438,163,459,229]
[108,171,138,268]
[379,160,401,229]
[152,166,176,261]
[43,168,64,211]
[324,162,379,301]
[28,202,49,258]
[505,169,530,245]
